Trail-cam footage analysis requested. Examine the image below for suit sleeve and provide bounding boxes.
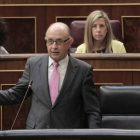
[82,66,102,128]
[0,58,31,105]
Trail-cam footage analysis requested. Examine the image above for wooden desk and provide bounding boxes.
[1,53,140,85]
[74,53,140,86]
[0,53,140,130]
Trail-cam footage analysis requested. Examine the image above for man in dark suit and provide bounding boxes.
[0,22,101,129]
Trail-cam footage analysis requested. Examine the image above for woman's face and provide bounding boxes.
[92,18,108,43]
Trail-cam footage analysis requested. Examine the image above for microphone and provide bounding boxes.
[11,80,33,130]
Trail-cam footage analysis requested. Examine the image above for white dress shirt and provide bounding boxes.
[48,55,69,92]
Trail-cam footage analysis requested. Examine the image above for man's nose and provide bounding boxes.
[52,42,58,48]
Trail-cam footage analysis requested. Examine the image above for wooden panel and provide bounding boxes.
[133,72,140,85]
[0,6,46,53]
[46,6,112,25]
[3,17,36,54]
[56,16,86,27]
[1,84,30,130]
[94,71,132,85]
[0,71,23,85]
[122,16,140,53]
[0,4,139,53]
[94,71,132,93]
[0,71,24,130]
[21,6,46,53]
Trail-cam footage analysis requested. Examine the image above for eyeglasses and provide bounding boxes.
[45,38,70,46]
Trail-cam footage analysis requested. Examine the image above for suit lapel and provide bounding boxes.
[53,55,77,107]
[39,55,52,107]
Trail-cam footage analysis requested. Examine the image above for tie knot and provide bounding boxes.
[53,61,59,67]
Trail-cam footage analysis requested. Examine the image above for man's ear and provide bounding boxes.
[68,37,74,48]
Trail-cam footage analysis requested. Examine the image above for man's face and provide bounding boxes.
[45,25,73,61]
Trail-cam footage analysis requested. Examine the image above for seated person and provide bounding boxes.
[0,18,9,54]
[75,10,126,53]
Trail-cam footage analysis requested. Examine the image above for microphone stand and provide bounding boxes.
[11,80,33,130]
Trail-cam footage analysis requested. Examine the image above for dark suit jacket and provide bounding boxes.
[0,54,101,129]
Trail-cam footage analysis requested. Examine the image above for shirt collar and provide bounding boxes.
[49,55,69,69]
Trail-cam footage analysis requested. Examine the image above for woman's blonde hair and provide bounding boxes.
[84,10,115,53]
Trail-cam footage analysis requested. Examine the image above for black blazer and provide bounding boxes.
[0,54,101,129]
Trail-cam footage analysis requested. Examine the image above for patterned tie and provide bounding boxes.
[49,61,59,105]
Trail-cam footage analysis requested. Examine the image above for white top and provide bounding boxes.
[48,55,69,92]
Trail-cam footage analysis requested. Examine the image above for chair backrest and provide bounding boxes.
[70,20,122,53]
[99,86,140,129]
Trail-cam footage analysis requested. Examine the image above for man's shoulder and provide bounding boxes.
[70,55,92,68]
[29,54,48,60]
[28,54,48,63]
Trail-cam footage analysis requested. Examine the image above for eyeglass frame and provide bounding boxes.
[45,38,70,46]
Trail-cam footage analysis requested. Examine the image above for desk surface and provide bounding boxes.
[0,129,140,140]
[0,53,140,59]
[0,53,140,70]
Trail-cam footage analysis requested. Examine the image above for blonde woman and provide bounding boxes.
[75,10,126,53]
